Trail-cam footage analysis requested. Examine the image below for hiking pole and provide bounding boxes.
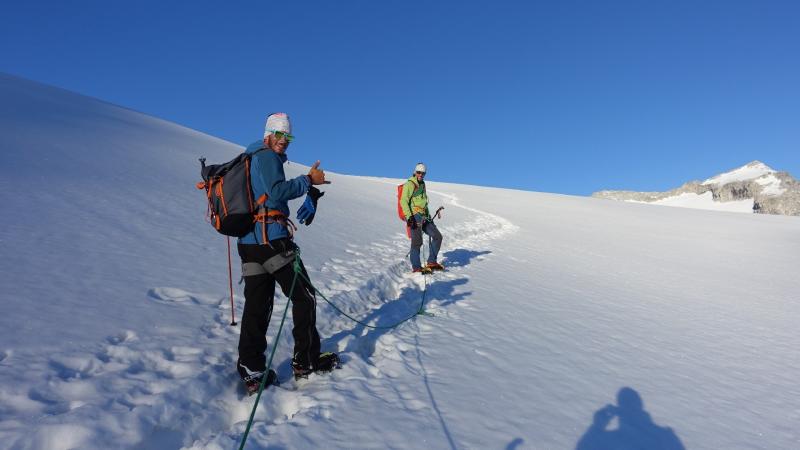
[226,237,237,326]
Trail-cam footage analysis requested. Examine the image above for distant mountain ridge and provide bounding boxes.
[592,161,800,216]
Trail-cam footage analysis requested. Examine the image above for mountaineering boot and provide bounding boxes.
[244,369,278,396]
[292,352,340,380]
[412,267,433,275]
[238,360,278,395]
[426,262,445,271]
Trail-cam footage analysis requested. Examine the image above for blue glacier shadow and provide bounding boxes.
[506,438,524,449]
[442,249,491,268]
[322,277,471,360]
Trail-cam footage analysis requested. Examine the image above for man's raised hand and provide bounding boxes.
[308,160,331,185]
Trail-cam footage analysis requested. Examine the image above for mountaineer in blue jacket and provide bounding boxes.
[236,112,338,394]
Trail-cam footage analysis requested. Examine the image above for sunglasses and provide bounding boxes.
[416,171,426,175]
[272,130,294,142]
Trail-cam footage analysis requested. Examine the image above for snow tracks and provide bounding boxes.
[0,190,516,450]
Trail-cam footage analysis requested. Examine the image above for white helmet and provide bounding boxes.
[414,163,427,174]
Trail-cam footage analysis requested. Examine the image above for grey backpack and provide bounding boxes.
[197,149,267,237]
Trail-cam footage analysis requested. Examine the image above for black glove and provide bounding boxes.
[296,186,325,226]
[406,216,418,229]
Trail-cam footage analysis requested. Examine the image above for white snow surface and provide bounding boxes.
[2,73,800,450]
[629,192,755,213]
[754,174,786,196]
[702,161,775,186]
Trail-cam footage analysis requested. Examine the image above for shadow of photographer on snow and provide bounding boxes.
[576,387,685,450]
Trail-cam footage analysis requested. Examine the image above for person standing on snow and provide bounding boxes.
[400,162,445,274]
[236,112,338,394]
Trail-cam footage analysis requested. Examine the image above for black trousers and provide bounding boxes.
[237,239,321,372]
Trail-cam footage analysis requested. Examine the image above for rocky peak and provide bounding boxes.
[593,161,800,216]
[702,161,775,186]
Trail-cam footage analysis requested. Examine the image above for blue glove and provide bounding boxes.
[297,187,324,225]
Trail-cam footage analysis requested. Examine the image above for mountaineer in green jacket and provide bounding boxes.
[400,163,444,274]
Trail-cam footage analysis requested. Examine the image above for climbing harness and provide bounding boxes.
[241,250,296,276]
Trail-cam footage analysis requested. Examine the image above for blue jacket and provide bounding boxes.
[238,140,310,244]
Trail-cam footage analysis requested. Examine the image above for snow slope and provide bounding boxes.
[703,160,787,198]
[631,192,755,213]
[1,73,799,450]
[702,161,776,186]
[753,173,786,196]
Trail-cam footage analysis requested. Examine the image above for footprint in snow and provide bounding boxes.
[106,330,138,345]
[147,287,217,305]
[48,354,105,380]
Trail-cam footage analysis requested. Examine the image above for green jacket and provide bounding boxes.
[400,176,429,219]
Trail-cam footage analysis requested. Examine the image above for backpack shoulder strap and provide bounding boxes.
[249,147,268,158]
[409,179,423,196]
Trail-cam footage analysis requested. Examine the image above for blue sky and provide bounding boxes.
[2,0,798,195]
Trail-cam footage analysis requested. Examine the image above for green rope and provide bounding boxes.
[238,250,431,449]
[238,264,299,450]
[295,267,429,329]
